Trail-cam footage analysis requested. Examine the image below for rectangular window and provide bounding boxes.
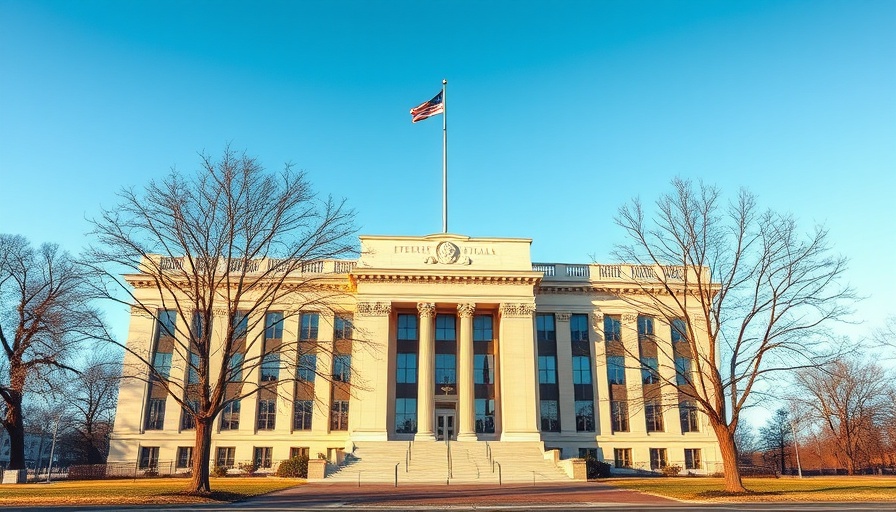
[680,401,700,433]
[293,400,313,430]
[290,447,310,459]
[641,357,659,385]
[261,353,280,382]
[540,400,560,432]
[139,446,159,469]
[300,312,319,341]
[474,354,494,384]
[475,398,496,433]
[397,314,418,341]
[257,399,277,430]
[675,357,692,386]
[536,314,556,342]
[579,448,598,460]
[671,318,687,343]
[333,354,351,383]
[637,315,654,340]
[180,401,198,430]
[187,352,200,384]
[435,354,456,385]
[396,353,417,384]
[473,315,493,341]
[232,311,248,339]
[603,315,621,342]
[220,400,240,430]
[152,352,172,380]
[146,398,166,430]
[435,314,456,341]
[216,447,235,468]
[334,315,353,340]
[176,446,193,469]
[684,448,702,470]
[538,355,557,384]
[254,447,273,468]
[614,448,632,468]
[157,309,176,338]
[611,400,629,432]
[649,448,668,470]
[395,398,417,433]
[265,311,284,339]
[645,400,665,432]
[229,352,243,382]
[297,354,316,382]
[570,314,589,342]
[192,312,207,340]
[331,400,349,430]
[607,356,626,385]
[572,356,592,384]
[575,400,595,432]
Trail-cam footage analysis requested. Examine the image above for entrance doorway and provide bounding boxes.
[435,411,456,441]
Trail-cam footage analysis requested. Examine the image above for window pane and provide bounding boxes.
[300,313,319,341]
[473,315,493,341]
[474,354,494,384]
[435,354,456,385]
[538,356,557,384]
[603,316,621,342]
[607,356,625,385]
[158,310,176,338]
[671,318,687,343]
[395,398,417,433]
[261,353,280,382]
[396,353,417,384]
[641,357,659,384]
[536,314,556,342]
[435,314,456,341]
[397,314,418,341]
[475,399,495,433]
[570,314,589,342]
[334,315,353,340]
[333,355,351,382]
[233,311,248,339]
[297,354,316,382]
[572,356,592,384]
[265,312,284,339]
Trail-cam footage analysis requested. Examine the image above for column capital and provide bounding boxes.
[556,312,572,322]
[417,302,436,319]
[456,303,476,319]
[622,313,638,323]
[500,302,536,318]
[357,302,392,317]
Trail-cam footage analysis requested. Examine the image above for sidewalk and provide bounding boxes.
[236,481,677,509]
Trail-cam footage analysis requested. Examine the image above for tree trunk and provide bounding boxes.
[2,387,25,470]
[713,422,747,493]
[187,418,214,494]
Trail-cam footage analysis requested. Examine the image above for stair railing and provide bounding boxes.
[446,438,453,480]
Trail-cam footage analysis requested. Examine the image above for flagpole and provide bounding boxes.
[442,79,448,234]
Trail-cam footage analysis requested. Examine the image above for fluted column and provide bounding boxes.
[456,303,477,441]
[415,302,436,440]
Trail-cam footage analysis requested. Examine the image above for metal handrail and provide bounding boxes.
[394,462,400,487]
[495,461,502,485]
[446,438,453,479]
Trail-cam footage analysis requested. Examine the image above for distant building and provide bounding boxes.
[0,429,54,471]
[109,233,721,476]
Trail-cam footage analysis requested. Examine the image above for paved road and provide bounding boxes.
[8,481,896,511]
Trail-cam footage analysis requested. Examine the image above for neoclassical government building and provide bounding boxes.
[109,233,721,475]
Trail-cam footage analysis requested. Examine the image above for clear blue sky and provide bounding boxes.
[2,0,894,347]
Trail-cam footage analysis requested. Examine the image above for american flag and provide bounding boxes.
[410,91,444,123]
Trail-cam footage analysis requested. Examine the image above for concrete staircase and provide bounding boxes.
[326,440,571,484]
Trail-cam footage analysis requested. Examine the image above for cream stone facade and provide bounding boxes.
[109,233,722,476]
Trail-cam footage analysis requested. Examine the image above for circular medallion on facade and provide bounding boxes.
[435,241,460,264]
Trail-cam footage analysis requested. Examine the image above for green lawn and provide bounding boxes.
[0,477,302,506]
[606,476,896,502]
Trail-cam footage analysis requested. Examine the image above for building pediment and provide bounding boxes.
[357,234,533,272]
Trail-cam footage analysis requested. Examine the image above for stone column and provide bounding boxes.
[415,302,436,440]
[555,312,576,436]
[456,303,477,441]
[348,301,391,441]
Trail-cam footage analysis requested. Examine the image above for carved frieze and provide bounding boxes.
[456,303,476,318]
[501,302,536,318]
[357,302,392,317]
[417,302,436,319]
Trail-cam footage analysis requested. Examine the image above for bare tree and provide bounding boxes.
[613,178,854,492]
[794,358,890,474]
[758,408,791,475]
[63,351,120,464]
[0,235,105,472]
[86,148,356,494]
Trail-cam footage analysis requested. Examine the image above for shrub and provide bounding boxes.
[661,465,682,477]
[276,455,309,478]
[585,459,612,479]
[212,465,229,477]
[237,462,257,475]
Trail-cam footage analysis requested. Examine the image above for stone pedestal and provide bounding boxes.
[306,458,327,480]
[2,469,26,484]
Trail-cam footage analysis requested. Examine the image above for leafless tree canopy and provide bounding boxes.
[613,178,855,492]
[85,148,357,493]
[0,234,106,470]
[794,358,893,474]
